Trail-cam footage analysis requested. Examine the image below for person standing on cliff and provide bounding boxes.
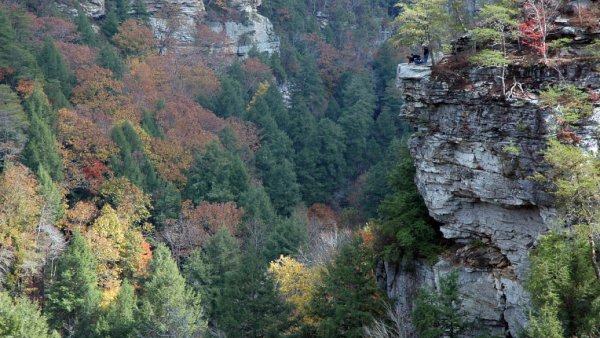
[422,44,430,64]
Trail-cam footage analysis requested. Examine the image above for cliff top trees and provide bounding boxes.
[469,2,519,96]
[392,0,451,66]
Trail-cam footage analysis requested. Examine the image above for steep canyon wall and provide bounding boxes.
[390,60,600,336]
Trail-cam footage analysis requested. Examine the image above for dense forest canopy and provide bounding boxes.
[0,0,598,337]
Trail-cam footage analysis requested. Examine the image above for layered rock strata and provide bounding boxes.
[390,61,600,336]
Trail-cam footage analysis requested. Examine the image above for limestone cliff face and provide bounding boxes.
[146,0,206,43]
[75,0,278,56]
[206,0,279,56]
[390,61,600,336]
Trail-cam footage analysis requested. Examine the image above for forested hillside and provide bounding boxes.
[0,0,420,337]
[2,0,598,337]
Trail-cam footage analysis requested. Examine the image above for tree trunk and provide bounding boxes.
[588,235,600,282]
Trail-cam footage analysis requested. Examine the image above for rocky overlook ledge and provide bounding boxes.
[390,61,600,336]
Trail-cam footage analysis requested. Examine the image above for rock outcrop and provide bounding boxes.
[73,0,278,57]
[146,0,206,43]
[390,61,600,336]
[206,0,280,56]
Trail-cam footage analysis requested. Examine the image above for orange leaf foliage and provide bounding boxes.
[56,42,97,71]
[72,65,128,116]
[113,19,156,57]
[16,80,34,98]
[307,203,338,229]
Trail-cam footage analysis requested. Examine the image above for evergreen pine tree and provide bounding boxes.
[215,251,293,337]
[22,88,63,181]
[101,8,119,38]
[377,140,440,263]
[0,84,28,167]
[0,11,40,82]
[308,238,387,338]
[413,270,471,338]
[97,44,124,79]
[183,143,251,204]
[264,214,308,261]
[46,232,101,337]
[214,77,245,118]
[131,0,151,23]
[137,244,206,337]
[183,229,241,322]
[104,280,138,338]
[38,37,74,98]
[114,0,131,23]
[75,10,98,46]
[37,165,65,222]
[0,292,57,337]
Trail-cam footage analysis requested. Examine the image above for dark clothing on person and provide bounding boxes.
[423,46,430,64]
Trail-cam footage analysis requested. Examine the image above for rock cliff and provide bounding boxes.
[206,0,279,56]
[390,60,600,336]
[73,0,278,56]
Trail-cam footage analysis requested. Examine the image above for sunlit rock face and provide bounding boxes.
[387,60,600,337]
[206,0,280,57]
[145,0,206,43]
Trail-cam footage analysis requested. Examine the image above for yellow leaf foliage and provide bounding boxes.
[268,256,321,325]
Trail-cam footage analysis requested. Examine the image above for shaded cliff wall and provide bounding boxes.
[388,61,600,336]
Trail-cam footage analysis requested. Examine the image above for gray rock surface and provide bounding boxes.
[390,60,600,336]
[207,1,280,56]
[145,0,206,43]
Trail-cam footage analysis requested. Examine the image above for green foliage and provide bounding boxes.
[102,8,120,38]
[470,50,512,67]
[140,109,163,139]
[183,142,251,205]
[547,38,572,54]
[215,251,293,337]
[337,73,376,175]
[137,244,206,337]
[0,10,40,82]
[184,229,241,321]
[264,213,308,261]
[525,232,600,337]
[46,232,101,336]
[540,85,593,122]
[131,0,150,23]
[391,0,452,65]
[377,140,440,263]
[110,122,159,192]
[526,140,600,337]
[97,44,124,79]
[75,10,98,46]
[38,37,75,98]
[0,291,58,338]
[586,40,600,58]
[308,238,387,338]
[238,184,277,223]
[360,139,403,218]
[0,84,28,166]
[22,88,63,181]
[214,76,245,118]
[103,280,138,338]
[413,270,471,338]
[37,165,65,222]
